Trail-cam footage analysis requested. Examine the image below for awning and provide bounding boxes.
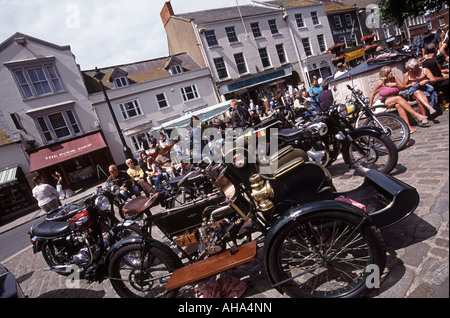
[29,132,107,171]
[345,47,366,62]
[150,100,232,132]
[0,166,18,187]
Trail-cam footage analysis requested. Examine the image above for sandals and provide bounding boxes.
[418,119,429,126]
[429,108,437,115]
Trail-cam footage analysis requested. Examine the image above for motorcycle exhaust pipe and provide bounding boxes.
[43,265,70,271]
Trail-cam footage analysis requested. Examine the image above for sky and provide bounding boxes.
[0,0,255,70]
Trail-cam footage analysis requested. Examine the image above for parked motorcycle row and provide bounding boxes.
[28,88,421,298]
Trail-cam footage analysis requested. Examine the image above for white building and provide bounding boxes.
[83,53,221,162]
[0,33,111,216]
[162,1,304,102]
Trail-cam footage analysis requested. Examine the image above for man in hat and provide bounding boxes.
[334,62,347,79]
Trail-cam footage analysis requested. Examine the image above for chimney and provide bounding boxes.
[161,1,174,27]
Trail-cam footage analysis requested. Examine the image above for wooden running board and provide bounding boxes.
[165,241,257,291]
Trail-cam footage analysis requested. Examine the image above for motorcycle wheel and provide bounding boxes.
[267,211,386,298]
[343,130,398,174]
[41,241,72,276]
[108,243,181,298]
[363,113,410,151]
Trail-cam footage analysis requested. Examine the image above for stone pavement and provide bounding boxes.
[1,110,448,299]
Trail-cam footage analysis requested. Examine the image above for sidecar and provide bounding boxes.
[225,144,419,229]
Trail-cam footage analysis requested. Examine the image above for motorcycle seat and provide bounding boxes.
[168,172,205,187]
[30,220,70,238]
[122,193,160,216]
[277,128,305,142]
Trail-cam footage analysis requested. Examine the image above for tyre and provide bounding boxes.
[363,113,410,151]
[108,243,181,298]
[343,130,398,174]
[112,223,142,242]
[41,241,73,276]
[267,211,386,298]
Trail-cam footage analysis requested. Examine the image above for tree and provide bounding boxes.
[378,0,447,26]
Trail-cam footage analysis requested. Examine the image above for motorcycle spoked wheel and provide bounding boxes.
[362,113,410,151]
[267,211,386,298]
[41,241,75,276]
[108,243,181,298]
[343,131,398,174]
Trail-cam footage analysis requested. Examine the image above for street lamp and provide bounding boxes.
[93,67,134,160]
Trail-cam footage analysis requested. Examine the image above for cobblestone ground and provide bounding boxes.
[3,110,448,299]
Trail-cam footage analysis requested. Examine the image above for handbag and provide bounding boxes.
[379,86,399,100]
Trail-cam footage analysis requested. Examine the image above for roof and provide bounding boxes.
[264,0,323,9]
[175,4,279,24]
[0,32,71,53]
[82,52,202,94]
[320,0,356,14]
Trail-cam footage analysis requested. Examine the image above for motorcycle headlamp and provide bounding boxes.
[337,104,348,118]
[95,195,110,211]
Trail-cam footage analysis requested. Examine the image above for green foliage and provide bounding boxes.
[378,0,447,26]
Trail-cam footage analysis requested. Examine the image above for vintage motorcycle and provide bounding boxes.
[104,142,419,298]
[28,181,142,282]
[346,85,410,151]
[275,102,398,174]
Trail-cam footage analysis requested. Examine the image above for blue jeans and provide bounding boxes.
[152,172,169,191]
[120,185,141,200]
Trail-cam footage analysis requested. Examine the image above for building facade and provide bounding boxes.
[0,33,114,216]
[83,53,221,163]
[162,1,306,103]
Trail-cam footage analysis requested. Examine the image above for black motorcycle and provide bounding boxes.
[276,102,398,174]
[104,142,419,298]
[28,181,142,282]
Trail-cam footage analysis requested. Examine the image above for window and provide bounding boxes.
[234,53,247,74]
[311,11,320,25]
[171,65,183,75]
[345,14,353,27]
[334,16,342,28]
[251,22,262,38]
[302,38,312,56]
[258,48,271,68]
[181,85,200,102]
[339,35,348,47]
[317,34,326,53]
[351,33,358,47]
[114,77,129,88]
[156,93,169,109]
[204,30,218,47]
[295,13,305,28]
[36,110,81,143]
[276,44,286,64]
[214,57,228,79]
[268,19,279,35]
[13,64,63,99]
[118,99,143,120]
[225,26,239,43]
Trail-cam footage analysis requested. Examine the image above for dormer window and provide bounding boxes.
[164,56,185,76]
[109,67,129,88]
[114,76,129,88]
[171,65,183,75]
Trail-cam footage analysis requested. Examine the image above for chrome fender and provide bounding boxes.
[263,200,371,292]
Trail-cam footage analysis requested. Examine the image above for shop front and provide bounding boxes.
[219,67,296,104]
[0,166,35,218]
[28,131,113,190]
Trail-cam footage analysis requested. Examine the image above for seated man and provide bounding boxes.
[155,146,176,179]
[107,164,141,201]
[125,159,154,196]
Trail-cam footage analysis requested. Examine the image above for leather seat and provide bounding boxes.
[30,220,70,238]
[122,192,160,216]
[277,128,306,143]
